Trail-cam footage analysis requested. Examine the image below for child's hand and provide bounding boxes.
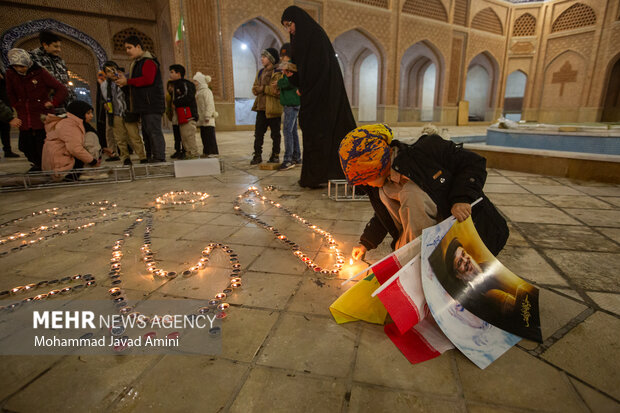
[44,101,54,109]
[9,118,22,128]
[352,245,367,261]
[296,90,301,96]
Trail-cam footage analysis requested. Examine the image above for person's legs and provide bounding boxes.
[199,126,209,155]
[124,120,147,161]
[291,106,301,162]
[281,106,294,163]
[19,129,46,170]
[0,121,17,156]
[268,115,281,160]
[172,124,184,158]
[252,111,268,163]
[205,126,218,155]
[106,122,118,156]
[178,120,198,158]
[113,115,131,162]
[140,114,166,162]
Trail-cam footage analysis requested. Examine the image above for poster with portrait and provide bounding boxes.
[421,217,521,369]
[428,217,542,343]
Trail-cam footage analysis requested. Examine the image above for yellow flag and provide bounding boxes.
[329,273,387,324]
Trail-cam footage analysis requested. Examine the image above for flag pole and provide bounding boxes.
[340,196,483,286]
[370,254,419,297]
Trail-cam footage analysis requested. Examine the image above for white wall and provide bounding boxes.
[421,63,436,121]
[505,71,527,97]
[464,65,490,120]
[232,37,257,99]
[358,54,378,121]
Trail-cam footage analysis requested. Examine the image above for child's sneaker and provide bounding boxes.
[293,158,302,165]
[279,161,294,171]
[268,153,279,163]
[250,154,262,165]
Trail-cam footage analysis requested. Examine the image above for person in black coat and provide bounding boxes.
[281,6,357,188]
[338,124,509,260]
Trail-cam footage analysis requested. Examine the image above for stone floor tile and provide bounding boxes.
[248,247,308,275]
[145,222,198,240]
[331,220,369,236]
[544,250,620,292]
[257,313,358,377]
[569,186,620,197]
[485,176,513,184]
[597,196,620,208]
[353,324,458,394]
[597,227,620,244]
[178,222,240,241]
[542,312,620,400]
[0,355,63,400]
[498,206,581,225]
[570,378,620,413]
[486,193,550,207]
[348,385,461,413]
[229,366,346,413]
[112,357,248,413]
[496,169,541,177]
[521,185,584,196]
[497,246,568,286]
[504,223,530,247]
[225,271,301,310]
[586,291,620,315]
[167,210,221,225]
[456,348,585,412]
[220,307,279,362]
[516,223,619,252]
[563,209,620,228]
[287,276,348,316]
[4,355,160,412]
[509,176,564,186]
[550,288,585,302]
[481,184,530,194]
[518,288,588,350]
[540,195,615,209]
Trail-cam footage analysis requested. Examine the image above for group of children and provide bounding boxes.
[251,43,301,171]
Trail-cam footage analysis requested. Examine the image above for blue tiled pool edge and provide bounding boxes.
[486,128,620,155]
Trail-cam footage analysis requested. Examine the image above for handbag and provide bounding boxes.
[176,106,193,125]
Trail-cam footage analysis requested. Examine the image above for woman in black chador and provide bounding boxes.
[281,6,356,188]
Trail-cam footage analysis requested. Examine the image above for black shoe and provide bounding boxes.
[123,158,133,166]
[139,159,149,164]
[3,151,19,158]
[106,155,120,162]
[27,166,41,173]
[268,153,280,163]
[279,161,294,171]
[293,158,302,165]
[171,151,182,159]
[250,154,262,165]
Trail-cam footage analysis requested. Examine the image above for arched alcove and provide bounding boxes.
[601,54,620,122]
[333,29,384,121]
[398,40,444,122]
[503,70,527,121]
[464,52,499,121]
[231,18,282,125]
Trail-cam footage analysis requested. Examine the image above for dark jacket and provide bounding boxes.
[170,78,197,121]
[5,63,68,130]
[128,52,165,115]
[359,134,509,256]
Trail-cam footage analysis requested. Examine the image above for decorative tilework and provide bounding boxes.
[0,18,107,67]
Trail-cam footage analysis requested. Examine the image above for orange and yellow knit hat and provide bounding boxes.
[338,124,393,185]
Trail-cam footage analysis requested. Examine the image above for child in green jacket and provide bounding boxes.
[276,60,301,170]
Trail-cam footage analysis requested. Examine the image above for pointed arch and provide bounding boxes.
[333,28,386,120]
[465,51,500,121]
[402,0,448,22]
[471,8,503,35]
[398,40,445,122]
[601,52,620,121]
[551,3,596,33]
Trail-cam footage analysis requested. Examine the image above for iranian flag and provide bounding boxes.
[175,16,184,45]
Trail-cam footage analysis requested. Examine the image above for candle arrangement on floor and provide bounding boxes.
[0,274,97,312]
[233,186,345,274]
[106,191,242,320]
[0,201,130,258]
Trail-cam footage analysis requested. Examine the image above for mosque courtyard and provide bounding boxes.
[0,127,619,412]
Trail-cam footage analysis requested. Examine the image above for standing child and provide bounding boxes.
[193,72,219,157]
[276,61,301,170]
[166,80,185,159]
[5,48,67,172]
[250,48,282,165]
[168,64,199,159]
[100,61,147,165]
